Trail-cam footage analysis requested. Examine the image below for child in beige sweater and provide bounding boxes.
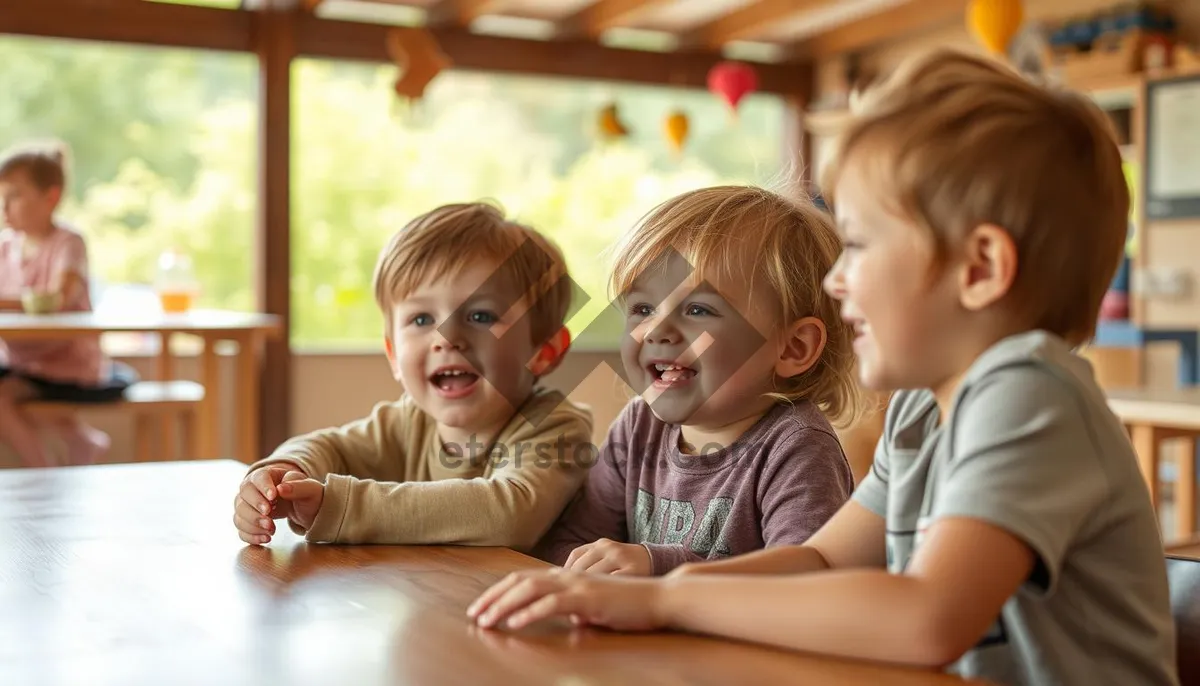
[232,203,593,550]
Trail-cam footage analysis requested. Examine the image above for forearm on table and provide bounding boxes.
[675,545,831,576]
[656,570,963,668]
[312,472,578,549]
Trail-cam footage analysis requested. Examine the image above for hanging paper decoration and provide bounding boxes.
[707,61,759,119]
[967,0,1025,55]
[597,103,630,140]
[385,28,452,102]
[663,110,689,155]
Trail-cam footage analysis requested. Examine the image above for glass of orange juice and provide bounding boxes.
[155,249,199,314]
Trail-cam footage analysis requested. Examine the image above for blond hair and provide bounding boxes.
[0,140,69,191]
[822,49,1129,347]
[609,185,861,428]
[373,202,573,347]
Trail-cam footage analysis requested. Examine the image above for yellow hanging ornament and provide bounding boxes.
[967,0,1025,56]
[664,110,689,156]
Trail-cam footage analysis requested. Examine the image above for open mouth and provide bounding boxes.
[429,367,480,399]
[648,361,697,388]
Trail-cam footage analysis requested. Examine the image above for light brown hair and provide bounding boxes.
[0,140,69,191]
[373,202,573,348]
[822,48,1129,346]
[609,185,862,428]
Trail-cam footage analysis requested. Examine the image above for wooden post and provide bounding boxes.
[782,92,809,197]
[254,2,295,459]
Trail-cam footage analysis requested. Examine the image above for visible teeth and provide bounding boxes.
[654,363,686,372]
[437,370,467,376]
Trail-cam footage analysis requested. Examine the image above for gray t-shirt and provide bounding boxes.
[854,331,1177,686]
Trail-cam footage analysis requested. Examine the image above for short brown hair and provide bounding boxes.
[0,140,69,190]
[373,202,573,348]
[822,49,1129,347]
[609,185,862,428]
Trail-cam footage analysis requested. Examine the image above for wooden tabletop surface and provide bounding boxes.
[0,309,281,339]
[0,460,979,686]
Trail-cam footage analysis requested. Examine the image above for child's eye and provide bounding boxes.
[627,303,654,318]
[410,313,434,327]
[685,304,717,317]
[842,240,865,251]
[468,310,498,325]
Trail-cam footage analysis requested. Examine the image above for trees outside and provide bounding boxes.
[1,34,785,349]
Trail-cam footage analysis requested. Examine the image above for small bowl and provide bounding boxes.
[21,290,62,315]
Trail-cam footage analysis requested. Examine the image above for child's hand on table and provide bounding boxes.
[233,463,322,544]
[564,538,653,576]
[275,470,324,531]
[468,569,665,632]
[234,464,293,545]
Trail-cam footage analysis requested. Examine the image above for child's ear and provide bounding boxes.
[528,327,571,377]
[383,337,402,382]
[958,223,1017,312]
[46,185,63,209]
[776,316,827,379]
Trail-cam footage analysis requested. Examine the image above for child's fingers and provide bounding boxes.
[237,480,272,517]
[277,478,320,501]
[468,571,534,620]
[281,470,308,483]
[233,506,274,546]
[475,574,562,629]
[563,543,593,570]
[237,529,271,546]
[506,590,578,630]
[564,546,604,572]
[248,466,290,501]
[581,558,623,575]
[235,498,276,532]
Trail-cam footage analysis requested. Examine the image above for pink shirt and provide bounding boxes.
[0,224,105,385]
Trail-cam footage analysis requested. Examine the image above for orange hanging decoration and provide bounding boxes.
[967,0,1025,56]
[663,110,689,156]
[597,103,630,140]
[385,28,452,102]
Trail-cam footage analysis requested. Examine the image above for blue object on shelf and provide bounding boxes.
[1093,320,1200,387]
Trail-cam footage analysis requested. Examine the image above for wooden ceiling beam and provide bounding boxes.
[0,0,254,51]
[425,0,511,28]
[794,0,967,59]
[556,0,676,39]
[295,14,811,94]
[0,0,811,95]
[683,0,835,49]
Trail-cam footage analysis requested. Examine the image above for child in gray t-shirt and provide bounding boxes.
[466,49,1177,686]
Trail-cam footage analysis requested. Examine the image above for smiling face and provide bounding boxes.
[386,258,541,439]
[822,155,965,394]
[618,251,787,429]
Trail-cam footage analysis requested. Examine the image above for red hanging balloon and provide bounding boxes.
[707,61,759,117]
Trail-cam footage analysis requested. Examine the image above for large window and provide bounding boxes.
[292,59,786,350]
[0,36,256,334]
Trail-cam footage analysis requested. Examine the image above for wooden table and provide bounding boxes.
[0,310,281,463]
[0,460,981,686]
[1108,388,1200,540]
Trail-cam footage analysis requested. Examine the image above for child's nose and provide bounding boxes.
[432,327,466,351]
[644,319,682,345]
[823,260,847,300]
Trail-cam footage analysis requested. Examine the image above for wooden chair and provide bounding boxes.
[25,380,205,462]
[1167,554,1200,685]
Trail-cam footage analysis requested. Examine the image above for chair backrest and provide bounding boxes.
[1167,555,1200,685]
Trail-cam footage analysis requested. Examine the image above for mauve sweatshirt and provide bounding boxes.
[534,397,854,574]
